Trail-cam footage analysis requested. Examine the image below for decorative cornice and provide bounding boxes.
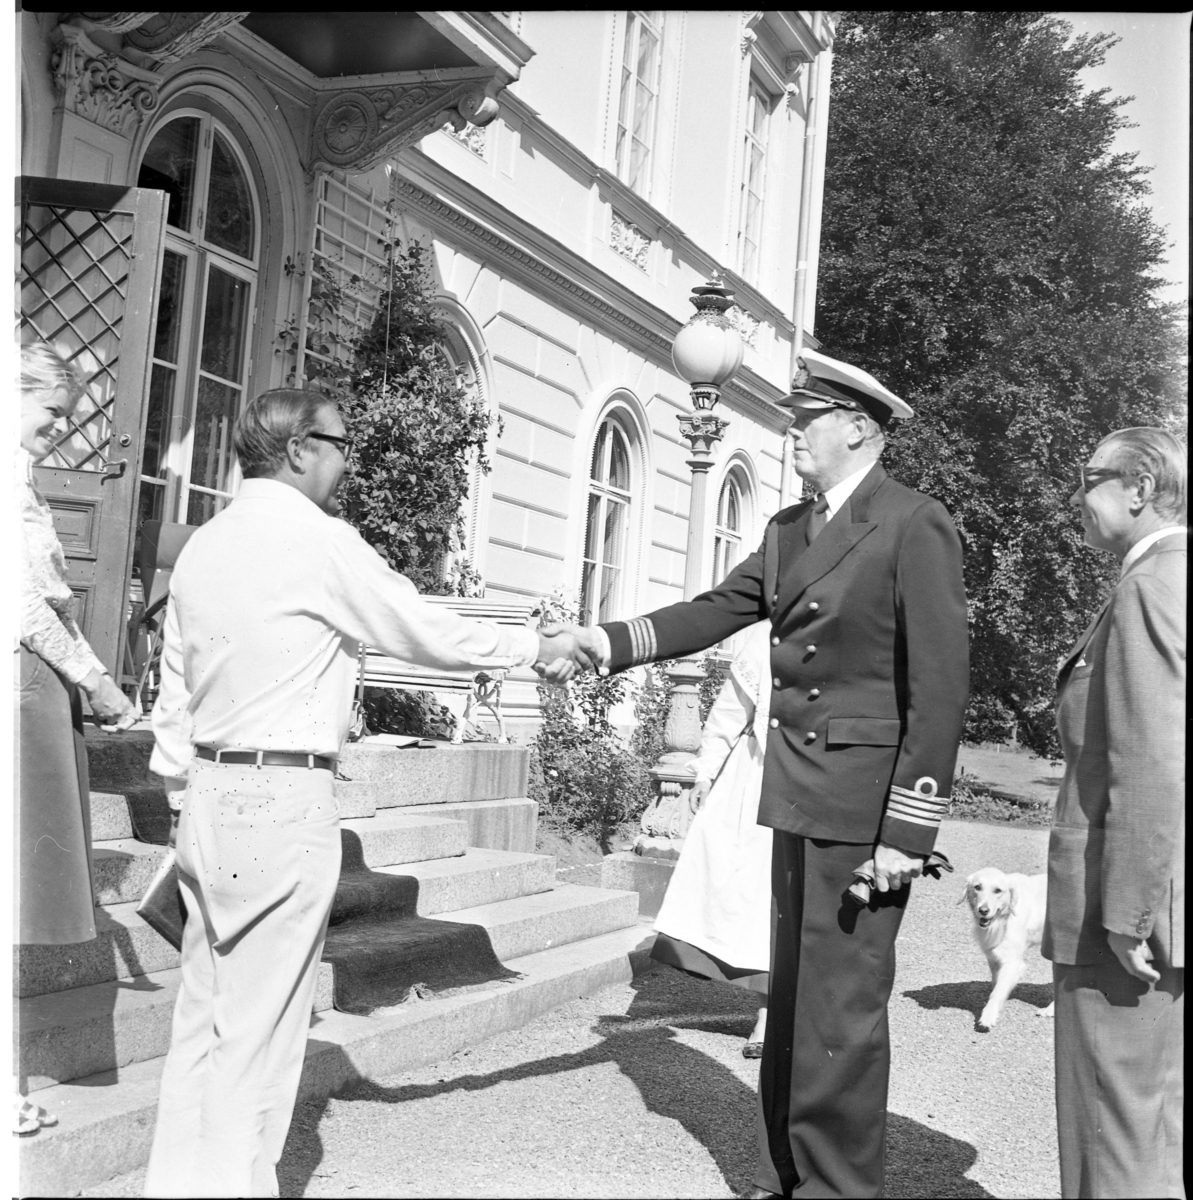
[310,77,500,175]
[496,90,795,335]
[122,12,249,64]
[51,23,161,138]
[390,168,790,428]
[391,173,673,357]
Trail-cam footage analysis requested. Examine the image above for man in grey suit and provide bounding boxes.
[1046,426,1185,1200]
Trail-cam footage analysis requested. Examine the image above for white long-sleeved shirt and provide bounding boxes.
[17,448,107,682]
[149,479,539,779]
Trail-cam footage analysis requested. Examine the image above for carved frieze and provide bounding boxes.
[51,23,161,139]
[311,81,501,175]
[726,305,760,350]
[610,213,651,272]
[446,121,489,158]
[123,12,250,63]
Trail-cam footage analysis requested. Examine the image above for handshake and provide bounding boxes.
[533,623,607,684]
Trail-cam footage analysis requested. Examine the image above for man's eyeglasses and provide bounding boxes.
[1079,466,1129,495]
[308,432,354,458]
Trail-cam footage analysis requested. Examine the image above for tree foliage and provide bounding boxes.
[291,239,494,595]
[818,12,1186,754]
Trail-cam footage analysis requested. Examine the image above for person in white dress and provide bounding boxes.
[651,620,773,1054]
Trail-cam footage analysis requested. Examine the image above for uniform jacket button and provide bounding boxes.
[808,601,820,611]
[805,644,817,655]
[773,677,782,688]
[808,688,821,699]
[771,636,780,647]
[769,718,779,729]
[805,731,817,742]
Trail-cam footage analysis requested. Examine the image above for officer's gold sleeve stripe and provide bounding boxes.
[886,810,940,828]
[887,795,947,816]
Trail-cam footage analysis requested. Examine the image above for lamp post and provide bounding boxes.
[635,275,744,858]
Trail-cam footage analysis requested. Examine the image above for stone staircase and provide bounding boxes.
[16,731,649,1197]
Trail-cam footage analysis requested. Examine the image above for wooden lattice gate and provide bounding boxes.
[18,177,167,677]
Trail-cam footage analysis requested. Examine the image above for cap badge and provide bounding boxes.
[791,361,812,391]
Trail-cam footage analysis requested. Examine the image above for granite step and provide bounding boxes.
[19,924,657,1198]
[17,963,337,1093]
[429,883,641,963]
[17,884,639,1090]
[88,810,472,906]
[16,849,558,999]
[88,792,135,842]
[337,740,530,808]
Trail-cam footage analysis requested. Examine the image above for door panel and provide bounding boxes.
[19,176,168,676]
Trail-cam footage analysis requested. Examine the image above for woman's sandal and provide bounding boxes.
[13,1095,56,1136]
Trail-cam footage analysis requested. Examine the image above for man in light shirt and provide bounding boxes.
[550,349,970,1198]
[144,388,587,1198]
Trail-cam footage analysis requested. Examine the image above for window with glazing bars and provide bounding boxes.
[615,11,664,196]
[580,418,633,625]
[737,78,770,282]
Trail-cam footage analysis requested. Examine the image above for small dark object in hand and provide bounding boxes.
[136,849,188,949]
[846,850,954,908]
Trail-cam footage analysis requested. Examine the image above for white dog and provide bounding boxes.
[961,867,1055,1030]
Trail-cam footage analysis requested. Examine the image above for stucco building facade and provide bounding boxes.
[18,10,836,726]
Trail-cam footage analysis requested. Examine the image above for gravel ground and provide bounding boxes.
[87,818,1057,1199]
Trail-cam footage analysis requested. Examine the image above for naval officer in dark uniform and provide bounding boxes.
[565,349,969,1198]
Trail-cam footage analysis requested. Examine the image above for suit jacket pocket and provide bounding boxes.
[826,717,902,746]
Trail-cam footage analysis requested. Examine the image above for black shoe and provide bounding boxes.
[744,1189,784,1199]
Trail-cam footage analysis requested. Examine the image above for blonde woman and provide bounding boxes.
[15,342,137,1134]
[651,620,774,1054]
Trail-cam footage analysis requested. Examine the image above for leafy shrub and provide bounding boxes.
[528,671,655,851]
[361,686,457,740]
[947,768,1053,828]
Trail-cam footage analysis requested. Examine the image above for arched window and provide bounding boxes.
[580,416,634,625]
[712,469,745,585]
[135,112,260,532]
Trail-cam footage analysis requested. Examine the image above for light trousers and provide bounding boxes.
[144,761,341,1199]
[1054,959,1184,1200]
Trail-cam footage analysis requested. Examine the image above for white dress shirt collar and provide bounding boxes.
[820,458,880,519]
[1120,526,1185,577]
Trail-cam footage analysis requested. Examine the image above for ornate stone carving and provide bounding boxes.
[51,23,161,138]
[726,304,760,349]
[741,11,764,55]
[75,12,158,33]
[123,12,249,63]
[678,410,729,457]
[312,81,500,174]
[610,212,651,271]
[446,121,489,157]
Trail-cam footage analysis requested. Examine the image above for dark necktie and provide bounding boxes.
[807,495,830,544]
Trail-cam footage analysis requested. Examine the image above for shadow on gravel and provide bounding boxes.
[280,966,762,1197]
[886,1115,995,1198]
[904,980,1055,1020]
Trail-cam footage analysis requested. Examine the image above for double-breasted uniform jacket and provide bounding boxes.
[602,462,969,856]
[1044,532,1186,969]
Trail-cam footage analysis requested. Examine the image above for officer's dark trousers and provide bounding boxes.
[754,833,910,1198]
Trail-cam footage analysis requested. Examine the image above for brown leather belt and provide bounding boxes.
[195,745,335,771]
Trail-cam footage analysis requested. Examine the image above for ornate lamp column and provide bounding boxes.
[635,276,744,858]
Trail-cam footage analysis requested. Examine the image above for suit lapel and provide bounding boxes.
[1056,532,1186,689]
[772,463,885,624]
[1057,598,1110,689]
